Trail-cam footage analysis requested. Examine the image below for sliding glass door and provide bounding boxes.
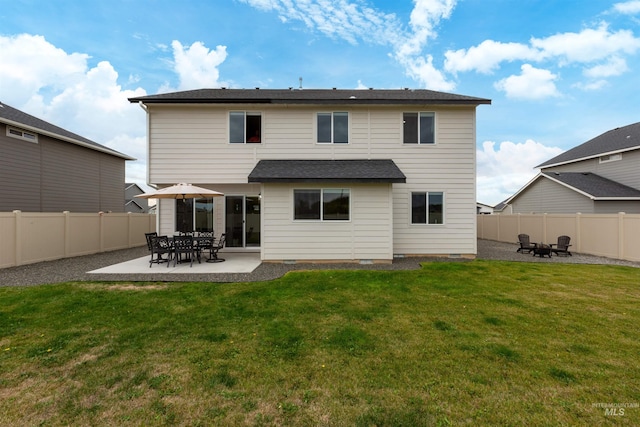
[225,195,260,248]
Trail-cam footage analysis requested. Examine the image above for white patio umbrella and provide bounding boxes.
[135,183,224,199]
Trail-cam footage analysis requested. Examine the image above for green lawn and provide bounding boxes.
[1,260,639,426]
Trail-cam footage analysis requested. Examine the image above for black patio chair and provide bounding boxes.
[149,235,172,267]
[145,232,157,252]
[206,233,226,263]
[195,231,215,261]
[517,234,537,254]
[550,235,572,256]
[172,235,199,267]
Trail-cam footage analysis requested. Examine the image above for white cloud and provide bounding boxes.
[613,1,640,14]
[445,40,540,74]
[583,55,629,78]
[240,0,457,90]
[494,64,560,99]
[239,0,403,46]
[445,21,640,92]
[531,22,640,64]
[0,34,148,185]
[402,55,456,91]
[573,80,609,91]
[170,41,228,90]
[0,34,89,106]
[477,139,564,205]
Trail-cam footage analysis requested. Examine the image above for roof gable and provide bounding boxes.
[0,102,134,160]
[537,122,640,168]
[129,88,491,106]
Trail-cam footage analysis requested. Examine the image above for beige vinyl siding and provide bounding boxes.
[391,109,477,256]
[261,183,393,261]
[146,104,478,257]
[511,177,594,213]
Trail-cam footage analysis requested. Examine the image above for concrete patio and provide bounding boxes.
[89,251,262,275]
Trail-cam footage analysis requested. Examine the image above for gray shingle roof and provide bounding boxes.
[542,172,640,199]
[129,88,491,106]
[248,159,406,183]
[537,122,640,168]
[0,101,134,160]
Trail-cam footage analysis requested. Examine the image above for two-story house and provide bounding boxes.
[505,122,640,214]
[129,88,490,262]
[0,101,135,212]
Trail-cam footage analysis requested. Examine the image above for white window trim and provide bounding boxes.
[410,190,445,225]
[599,153,622,163]
[316,111,350,144]
[229,111,262,144]
[293,188,352,222]
[7,126,38,143]
[402,111,436,145]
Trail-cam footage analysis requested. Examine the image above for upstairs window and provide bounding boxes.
[317,112,348,144]
[403,112,434,144]
[411,191,444,224]
[230,111,261,143]
[7,126,38,143]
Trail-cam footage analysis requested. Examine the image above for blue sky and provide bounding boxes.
[2,0,640,205]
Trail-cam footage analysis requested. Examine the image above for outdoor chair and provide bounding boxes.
[172,235,199,267]
[145,232,157,252]
[206,233,226,263]
[550,235,572,256]
[149,235,172,267]
[195,232,215,261]
[517,234,537,254]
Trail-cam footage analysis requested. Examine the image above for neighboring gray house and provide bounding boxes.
[125,182,148,213]
[129,88,490,262]
[476,202,494,214]
[505,122,640,214]
[0,102,135,213]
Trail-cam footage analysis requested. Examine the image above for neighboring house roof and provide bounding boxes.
[125,199,146,211]
[129,88,491,106]
[508,172,640,203]
[0,101,135,160]
[537,121,640,168]
[542,172,640,199]
[248,159,407,183]
[125,182,144,192]
[493,200,509,211]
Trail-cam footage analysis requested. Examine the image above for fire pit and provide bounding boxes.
[533,243,552,258]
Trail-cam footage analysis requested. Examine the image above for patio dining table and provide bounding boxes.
[169,235,216,264]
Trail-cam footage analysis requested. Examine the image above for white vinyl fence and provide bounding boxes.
[477,213,640,262]
[0,211,156,269]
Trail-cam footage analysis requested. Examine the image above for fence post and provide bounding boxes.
[99,211,105,253]
[127,212,132,248]
[619,212,625,260]
[576,213,582,253]
[63,211,70,257]
[13,210,22,267]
